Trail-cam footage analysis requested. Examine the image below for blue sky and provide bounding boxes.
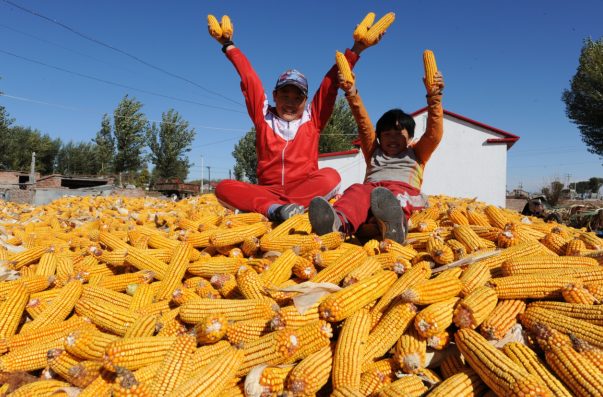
[0,0,601,192]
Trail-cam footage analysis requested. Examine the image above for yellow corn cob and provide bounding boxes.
[194,313,228,344]
[309,248,367,284]
[260,234,322,253]
[395,326,426,374]
[0,283,29,339]
[379,239,418,260]
[521,307,603,348]
[579,231,603,249]
[89,247,127,266]
[166,347,244,397]
[362,301,417,371]
[180,297,277,323]
[534,323,603,396]
[543,266,603,285]
[447,205,469,226]
[331,386,365,397]
[77,368,116,397]
[7,380,70,397]
[332,309,371,390]
[453,285,498,330]
[454,225,490,253]
[363,239,380,256]
[190,340,231,376]
[586,282,603,301]
[336,51,354,89]
[75,298,140,336]
[584,249,603,265]
[377,374,427,397]
[401,276,462,305]
[287,344,334,397]
[103,336,177,371]
[320,231,345,249]
[155,242,192,301]
[220,15,233,39]
[123,313,157,338]
[373,252,412,274]
[566,238,588,256]
[210,273,241,299]
[426,329,451,351]
[241,237,260,256]
[35,251,57,276]
[128,283,155,312]
[209,222,269,247]
[484,205,510,229]
[528,300,603,326]
[446,239,467,261]
[270,298,326,330]
[426,369,488,397]
[292,256,316,279]
[281,320,332,365]
[22,279,82,331]
[455,328,551,397]
[353,12,375,41]
[236,266,268,300]
[320,271,396,322]
[481,299,526,340]
[427,236,455,264]
[440,353,468,379]
[414,297,459,338]
[252,365,294,397]
[370,261,431,327]
[312,249,346,267]
[195,279,222,299]
[47,348,103,388]
[226,318,271,345]
[562,282,597,305]
[79,285,132,310]
[207,14,222,39]
[568,333,603,373]
[260,248,299,286]
[501,256,598,276]
[98,270,154,292]
[64,330,119,361]
[236,327,301,376]
[489,274,581,300]
[3,316,95,354]
[6,246,47,270]
[25,297,48,319]
[0,340,63,372]
[361,12,395,46]
[342,257,381,286]
[541,232,568,255]
[136,299,172,317]
[503,342,574,397]
[467,205,491,227]
[358,359,398,396]
[113,367,153,397]
[149,334,196,397]
[171,287,200,306]
[188,257,245,277]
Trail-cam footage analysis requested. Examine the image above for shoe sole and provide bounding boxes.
[308,197,337,236]
[370,187,407,243]
[279,204,304,221]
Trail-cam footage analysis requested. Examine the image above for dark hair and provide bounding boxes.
[375,109,416,142]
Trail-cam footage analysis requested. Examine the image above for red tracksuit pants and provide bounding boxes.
[215,168,341,216]
[333,181,427,234]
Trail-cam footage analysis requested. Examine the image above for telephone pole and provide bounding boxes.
[29,152,36,205]
[207,166,211,191]
[229,169,232,179]
[201,153,204,194]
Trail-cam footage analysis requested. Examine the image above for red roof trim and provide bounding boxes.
[318,149,359,158]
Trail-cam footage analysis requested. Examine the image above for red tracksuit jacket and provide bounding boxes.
[226,48,359,186]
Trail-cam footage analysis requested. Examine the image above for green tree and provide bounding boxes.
[56,140,101,175]
[561,37,603,157]
[5,126,61,174]
[232,129,258,184]
[113,95,148,175]
[0,78,16,170]
[146,109,196,181]
[541,179,565,206]
[92,114,115,174]
[233,164,244,181]
[575,181,591,194]
[318,94,358,153]
[588,177,603,193]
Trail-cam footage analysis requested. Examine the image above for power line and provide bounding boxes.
[2,0,243,106]
[0,49,247,114]
[0,23,242,108]
[1,94,249,132]
[508,161,601,168]
[190,136,245,148]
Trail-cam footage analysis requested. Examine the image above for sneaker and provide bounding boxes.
[274,203,305,222]
[370,187,407,244]
[308,197,340,235]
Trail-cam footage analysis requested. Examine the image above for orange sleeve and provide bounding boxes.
[413,93,444,164]
[345,92,378,166]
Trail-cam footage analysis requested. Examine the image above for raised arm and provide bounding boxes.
[414,71,445,164]
[339,72,378,166]
[210,23,267,129]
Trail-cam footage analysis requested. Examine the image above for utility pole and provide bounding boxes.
[29,152,36,205]
[229,169,232,179]
[201,153,204,194]
[207,166,211,191]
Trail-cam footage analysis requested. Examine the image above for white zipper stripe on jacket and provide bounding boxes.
[281,121,289,185]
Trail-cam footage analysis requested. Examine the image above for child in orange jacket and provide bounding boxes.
[309,68,445,243]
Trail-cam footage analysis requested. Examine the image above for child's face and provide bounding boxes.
[380,128,411,156]
[272,85,307,122]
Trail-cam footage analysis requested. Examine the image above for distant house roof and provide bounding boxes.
[330,107,520,158]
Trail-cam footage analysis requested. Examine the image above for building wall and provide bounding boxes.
[37,176,64,189]
[318,113,509,207]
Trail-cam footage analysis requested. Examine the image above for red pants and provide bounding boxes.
[215,168,341,216]
[333,181,428,233]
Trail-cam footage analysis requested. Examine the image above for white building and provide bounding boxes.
[318,107,519,208]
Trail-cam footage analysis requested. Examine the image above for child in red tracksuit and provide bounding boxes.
[211,22,385,222]
[309,69,445,243]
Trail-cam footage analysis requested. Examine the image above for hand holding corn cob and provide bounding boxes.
[350,12,391,55]
[335,51,356,94]
[423,50,445,95]
[207,14,234,45]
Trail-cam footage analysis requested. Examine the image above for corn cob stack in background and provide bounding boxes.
[0,190,600,396]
